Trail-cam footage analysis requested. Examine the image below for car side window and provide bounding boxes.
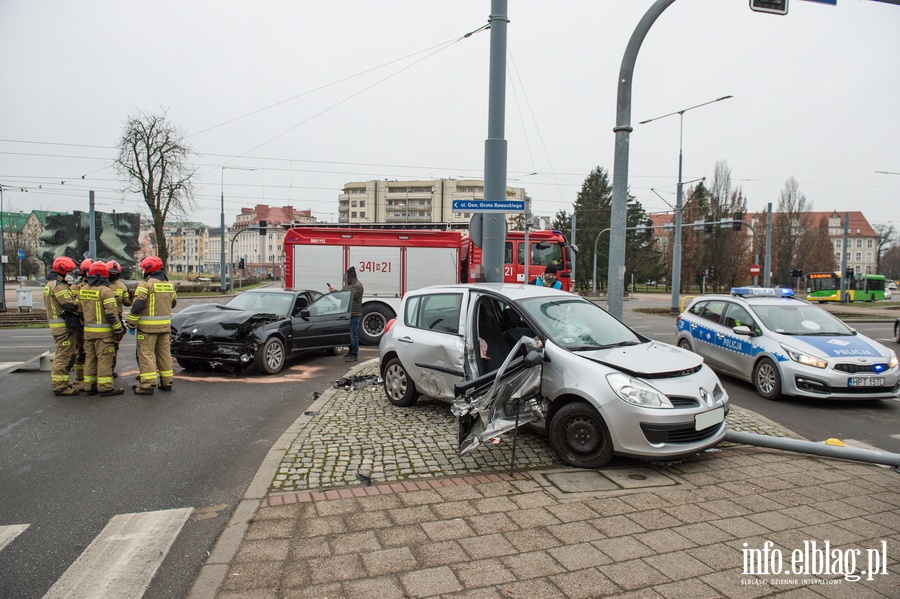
[688,301,706,316]
[405,293,461,334]
[722,304,757,332]
[700,301,726,325]
[306,290,351,316]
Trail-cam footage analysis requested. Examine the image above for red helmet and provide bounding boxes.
[88,261,109,278]
[52,256,78,276]
[140,256,164,274]
[106,260,122,275]
[80,258,94,273]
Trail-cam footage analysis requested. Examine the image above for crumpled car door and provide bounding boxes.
[451,336,545,455]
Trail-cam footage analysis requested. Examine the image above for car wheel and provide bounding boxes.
[255,337,286,374]
[549,401,613,469]
[327,346,344,356]
[677,338,693,352]
[359,304,394,346]
[895,321,900,343]
[175,358,203,372]
[382,357,418,407]
[753,357,782,400]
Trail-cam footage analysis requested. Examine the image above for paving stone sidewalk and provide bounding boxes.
[191,360,900,599]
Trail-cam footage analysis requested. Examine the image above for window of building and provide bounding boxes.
[856,239,862,248]
[856,252,862,261]
[351,211,357,218]
[867,239,873,248]
[835,239,842,248]
[866,252,872,262]
[351,200,357,207]
[359,212,366,218]
[359,200,365,207]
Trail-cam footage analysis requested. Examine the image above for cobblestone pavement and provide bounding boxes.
[273,362,796,494]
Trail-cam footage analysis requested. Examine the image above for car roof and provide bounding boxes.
[404,282,577,301]
[688,291,810,307]
[239,288,315,296]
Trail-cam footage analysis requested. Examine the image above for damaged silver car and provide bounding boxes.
[170,288,352,374]
[379,284,729,469]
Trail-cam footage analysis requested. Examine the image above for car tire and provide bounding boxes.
[549,401,614,469]
[359,304,394,346]
[175,357,203,372]
[677,338,693,352]
[382,357,418,407]
[753,357,782,400]
[895,321,900,344]
[255,336,286,374]
[327,346,344,356]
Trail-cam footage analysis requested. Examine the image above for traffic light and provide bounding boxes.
[791,269,803,278]
[750,0,788,16]
[238,258,245,269]
[845,268,854,279]
[259,220,267,235]
[704,216,714,233]
[708,266,715,278]
[644,218,653,238]
[700,269,707,278]
[733,212,743,231]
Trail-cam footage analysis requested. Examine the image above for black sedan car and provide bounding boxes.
[170,288,353,374]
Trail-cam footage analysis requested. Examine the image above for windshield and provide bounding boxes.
[518,296,642,350]
[752,304,854,335]
[226,292,293,317]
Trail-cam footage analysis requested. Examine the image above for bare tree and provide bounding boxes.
[772,177,812,284]
[115,109,196,266]
[873,223,896,273]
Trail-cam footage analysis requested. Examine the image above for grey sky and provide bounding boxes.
[1,0,898,230]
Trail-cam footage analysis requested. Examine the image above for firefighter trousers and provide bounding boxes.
[135,331,174,390]
[84,337,117,392]
[50,333,77,391]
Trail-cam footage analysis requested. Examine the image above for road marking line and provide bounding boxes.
[42,507,192,599]
[0,524,29,551]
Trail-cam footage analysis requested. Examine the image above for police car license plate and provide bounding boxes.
[848,377,884,387]
[695,407,725,431]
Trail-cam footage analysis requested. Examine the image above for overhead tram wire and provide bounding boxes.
[199,22,491,178]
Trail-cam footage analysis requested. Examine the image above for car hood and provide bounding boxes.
[779,334,890,359]
[171,305,281,339]
[574,341,705,377]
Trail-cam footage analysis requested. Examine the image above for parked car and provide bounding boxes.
[676,287,900,401]
[379,283,729,469]
[170,288,352,374]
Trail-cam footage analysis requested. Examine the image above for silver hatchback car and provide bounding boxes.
[676,287,900,401]
[378,283,729,469]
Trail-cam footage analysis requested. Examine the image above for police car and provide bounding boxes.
[676,287,900,401]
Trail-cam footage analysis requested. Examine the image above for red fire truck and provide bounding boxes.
[283,227,574,344]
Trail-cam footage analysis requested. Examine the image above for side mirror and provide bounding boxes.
[732,325,753,336]
[524,349,543,368]
[300,309,311,319]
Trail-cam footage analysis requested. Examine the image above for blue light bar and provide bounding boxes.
[730,287,794,298]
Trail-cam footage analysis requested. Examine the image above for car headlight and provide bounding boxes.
[606,373,673,408]
[782,345,827,369]
[890,351,899,369]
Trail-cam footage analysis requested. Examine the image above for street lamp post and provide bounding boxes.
[220,166,257,294]
[639,95,732,313]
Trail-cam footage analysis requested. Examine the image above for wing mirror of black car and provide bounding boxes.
[299,309,311,319]
[733,325,753,336]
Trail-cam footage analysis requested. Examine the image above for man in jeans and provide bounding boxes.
[328,267,364,362]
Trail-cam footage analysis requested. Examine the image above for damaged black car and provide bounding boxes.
[170,289,353,374]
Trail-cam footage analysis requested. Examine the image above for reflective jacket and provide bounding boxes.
[80,282,123,340]
[109,280,132,317]
[127,276,176,333]
[43,278,79,337]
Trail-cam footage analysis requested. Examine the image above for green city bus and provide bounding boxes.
[806,272,887,302]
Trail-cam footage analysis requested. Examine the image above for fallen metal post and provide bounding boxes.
[724,430,900,468]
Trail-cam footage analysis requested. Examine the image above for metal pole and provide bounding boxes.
[841,212,850,302]
[220,169,226,293]
[482,0,509,283]
[724,430,900,468]
[88,191,96,259]
[609,0,677,320]
[763,203,773,287]
[0,185,6,311]
[671,125,684,313]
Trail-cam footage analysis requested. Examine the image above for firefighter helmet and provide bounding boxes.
[106,260,122,275]
[52,256,78,276]
[80,258,94,273]
[139,255,164,274]
[88,261,109,278]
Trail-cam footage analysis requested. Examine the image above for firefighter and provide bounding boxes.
[106,260,132,376]
[80,261,125,396]
[44,256,82,396]
[127,256,176,395]
[71,257,93,390]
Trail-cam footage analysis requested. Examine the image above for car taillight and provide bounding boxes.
[383,318,396,334]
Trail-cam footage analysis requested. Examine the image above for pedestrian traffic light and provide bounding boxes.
[749,0,788,16]
[259,220,267,235]
[704,216,714,233]
[733,212,743,231]
[239,258,245,269]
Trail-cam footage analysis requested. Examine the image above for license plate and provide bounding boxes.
[695,407,725,431]
[848,377,884,387]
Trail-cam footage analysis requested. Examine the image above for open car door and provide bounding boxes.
[451,336,545,455]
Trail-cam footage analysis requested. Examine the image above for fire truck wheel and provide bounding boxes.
[359,305,394,345]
